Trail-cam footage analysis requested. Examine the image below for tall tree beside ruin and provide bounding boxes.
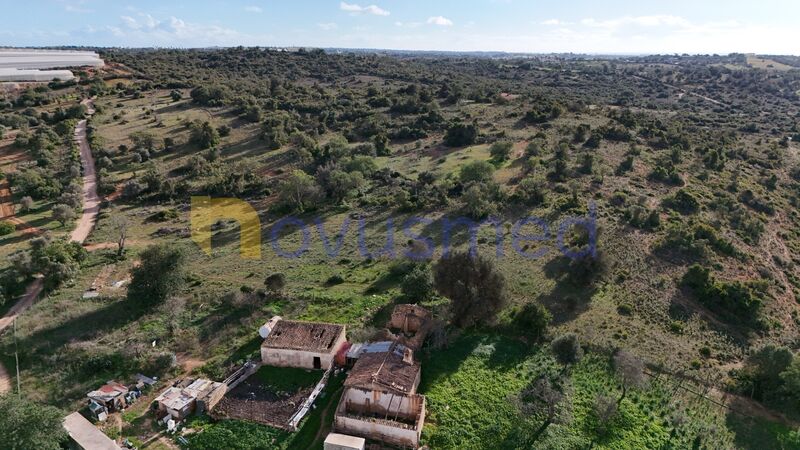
[433,251,508,327]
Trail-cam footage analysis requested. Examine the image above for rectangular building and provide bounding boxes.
[63,412,121,450]
[261,318,347,370]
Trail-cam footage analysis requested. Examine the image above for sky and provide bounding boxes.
[2,0,799,54]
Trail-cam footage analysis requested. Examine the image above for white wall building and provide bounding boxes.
[260,318,347,370]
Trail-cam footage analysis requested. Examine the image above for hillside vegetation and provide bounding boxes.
[1,49,799,449]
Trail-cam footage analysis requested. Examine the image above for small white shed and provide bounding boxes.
[324,433,366,450]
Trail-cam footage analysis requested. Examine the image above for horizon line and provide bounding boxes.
[1,46,796,58]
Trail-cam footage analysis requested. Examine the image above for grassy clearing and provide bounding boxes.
[252,365,322,393]
[417,334,785,450]
[420,334,556,449]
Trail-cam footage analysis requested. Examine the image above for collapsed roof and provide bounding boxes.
[261,319,345,353]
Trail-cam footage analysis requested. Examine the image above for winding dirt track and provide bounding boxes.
[0,99,97,393]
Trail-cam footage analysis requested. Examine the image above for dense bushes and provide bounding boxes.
[3,236,87,294]
[0,220,15,236]
[661,189,700,214]
[523,99,563,124]
[190,84,228,106]
[444,122,478,147]
[655,222,736,260]
[513,302,551,341]
[681,264,766,320]
[732,345,800,407]
[400,264,434,301]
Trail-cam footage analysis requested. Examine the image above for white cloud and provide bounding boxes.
[142,14,160,29]
[580,15,691,30]
[340,2,390,16]
[541,19,569,26]
[119,13,162,31]
[100,15,270,47]
[427,16,453,26]
[395,21,423,28]
[244,6,263,13]
[318,22,338,30]
[58,0,92,13]
[120,16,139,30]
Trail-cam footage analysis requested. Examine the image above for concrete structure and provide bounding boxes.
[324,432,366,450]
[261,318,347,370]
[63,412,122,450]
[333,387,426,448]
[155,387,195,420]
[387,304,432,351]
[154,378,225,420]
[333,308,431,448]
[344,346,421,395]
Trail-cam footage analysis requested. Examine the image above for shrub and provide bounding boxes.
[551,333,582,365]
[648,159,683,185]
[444,122,478,147]
[617,304,633,315]
[264,273,287,296]
[400,264,434,301]
[625,205,660,230]
[662,189,700,214]
[514,302,551,341]
[326,274,345,285]
[523,100,563,124]
[489,141,513,162]
[459,160,495,184]
[515,177,546,206]
[682,264,766,320]
[654,222,735,260]
[151,209,178,222]
[616,155,634,174]
[0,221,14,236]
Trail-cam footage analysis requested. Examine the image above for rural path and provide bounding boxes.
[70,98,99,243]
[0,99,97,393]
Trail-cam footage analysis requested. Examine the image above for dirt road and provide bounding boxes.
[70,99,99,244]
[0,277,42,394]
[0,99,97,393]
